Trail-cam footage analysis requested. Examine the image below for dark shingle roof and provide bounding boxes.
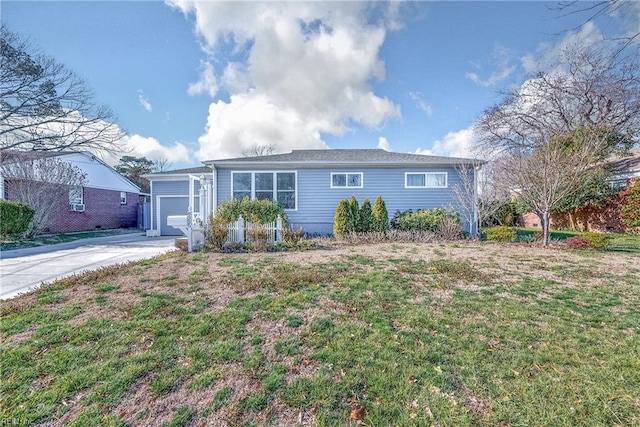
[208,149,483,166]
[144,166,212,177]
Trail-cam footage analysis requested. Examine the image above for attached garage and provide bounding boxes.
[158,196,189,236]
[143,166,213,237]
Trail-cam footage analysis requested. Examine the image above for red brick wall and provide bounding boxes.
[48,187,138,233]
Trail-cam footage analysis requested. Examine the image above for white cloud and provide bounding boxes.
[521,22,603,74]
[466,45,516,87]
[101,134,192,166]
[167,1,402,160]
[188,60,219,98]
[409,91,433,116]
[197,93,327,160]
[377,136,390,151]
[137,90,152,112]
[415,127,477,159]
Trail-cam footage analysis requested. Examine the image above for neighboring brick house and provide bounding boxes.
[1,151,140,233]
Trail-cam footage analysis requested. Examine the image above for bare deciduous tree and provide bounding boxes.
[152,157,172,172]
[476,44,639,245]
[1,151,87,236]
[554,1,640,54]
[0,25,125,153]
[242,143,275,157]
[451,162,511,236]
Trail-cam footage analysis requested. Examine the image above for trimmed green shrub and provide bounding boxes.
[483,226,517,242]
[333,198,351,235]
[0,200,35,238]
[206,198,284,250]
[215,197,284,225]
[391,208,449,232]
[348,196,359,233]
[358,198,373,232]
[582,232,611,250]
[371,196,389,232]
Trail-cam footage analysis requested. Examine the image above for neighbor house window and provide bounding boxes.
[69,186,84,211]
[231,171,297,210]
[331,172,363,188]
[120,191,127,204]
[405,172,447,188]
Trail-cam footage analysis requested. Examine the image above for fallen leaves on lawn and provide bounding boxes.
[349,405,367,425]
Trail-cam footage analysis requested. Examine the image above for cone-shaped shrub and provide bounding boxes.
[348,196,359,233]
[372,195,389,232]
[358,198,373,232]
[333,198,351,235]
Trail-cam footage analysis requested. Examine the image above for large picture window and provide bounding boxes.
[331,172,363,188]
[405,172,447,188]
[231,171,297,210]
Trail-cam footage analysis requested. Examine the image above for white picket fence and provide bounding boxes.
[226,215,283,244]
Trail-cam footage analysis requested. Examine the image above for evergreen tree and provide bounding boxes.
[348,196,359,233]
[358,198,373,232]
[333,198,350,235]
[372,195,389,232]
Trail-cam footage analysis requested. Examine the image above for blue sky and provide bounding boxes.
[3,1,637,168]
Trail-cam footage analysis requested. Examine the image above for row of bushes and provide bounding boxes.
[391,207,459,233]
[333,196,389,235]
[0,200,34,238]
[483,225,611,250]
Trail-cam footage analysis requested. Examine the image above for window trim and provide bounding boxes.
[231,171,298,211]
[69,186,84,211]
[404,172,448,189]
[330,172,364,189]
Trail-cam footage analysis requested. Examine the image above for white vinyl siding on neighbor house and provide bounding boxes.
[405,172,447,188]
[231,171,297,210]
[330,172,363,188]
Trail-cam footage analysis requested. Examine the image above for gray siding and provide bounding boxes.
[151,180,201,234]
[216,166,466,235]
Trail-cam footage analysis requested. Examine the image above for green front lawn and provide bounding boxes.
[515,227,640,254]
[1,242,639,426]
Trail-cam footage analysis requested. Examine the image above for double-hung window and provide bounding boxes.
[405,172,447,188]
[232,171,297,210]
[331,172,363,188]
[69,186,84,211]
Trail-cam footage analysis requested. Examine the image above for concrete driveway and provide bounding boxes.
[0,233,177,300]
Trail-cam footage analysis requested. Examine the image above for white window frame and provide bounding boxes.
[69,186,84,211]
[404,172,448,188]
[330,172,364,189]
[69,186,83,205]
[231,171,298,211]
[120,191,127,205]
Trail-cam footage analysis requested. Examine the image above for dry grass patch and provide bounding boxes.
[1,241,639,426]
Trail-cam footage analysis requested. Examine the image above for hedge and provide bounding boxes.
[0,200,35,238]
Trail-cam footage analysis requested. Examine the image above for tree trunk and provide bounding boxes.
[541,210,551,246]
[568,211,576,231]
